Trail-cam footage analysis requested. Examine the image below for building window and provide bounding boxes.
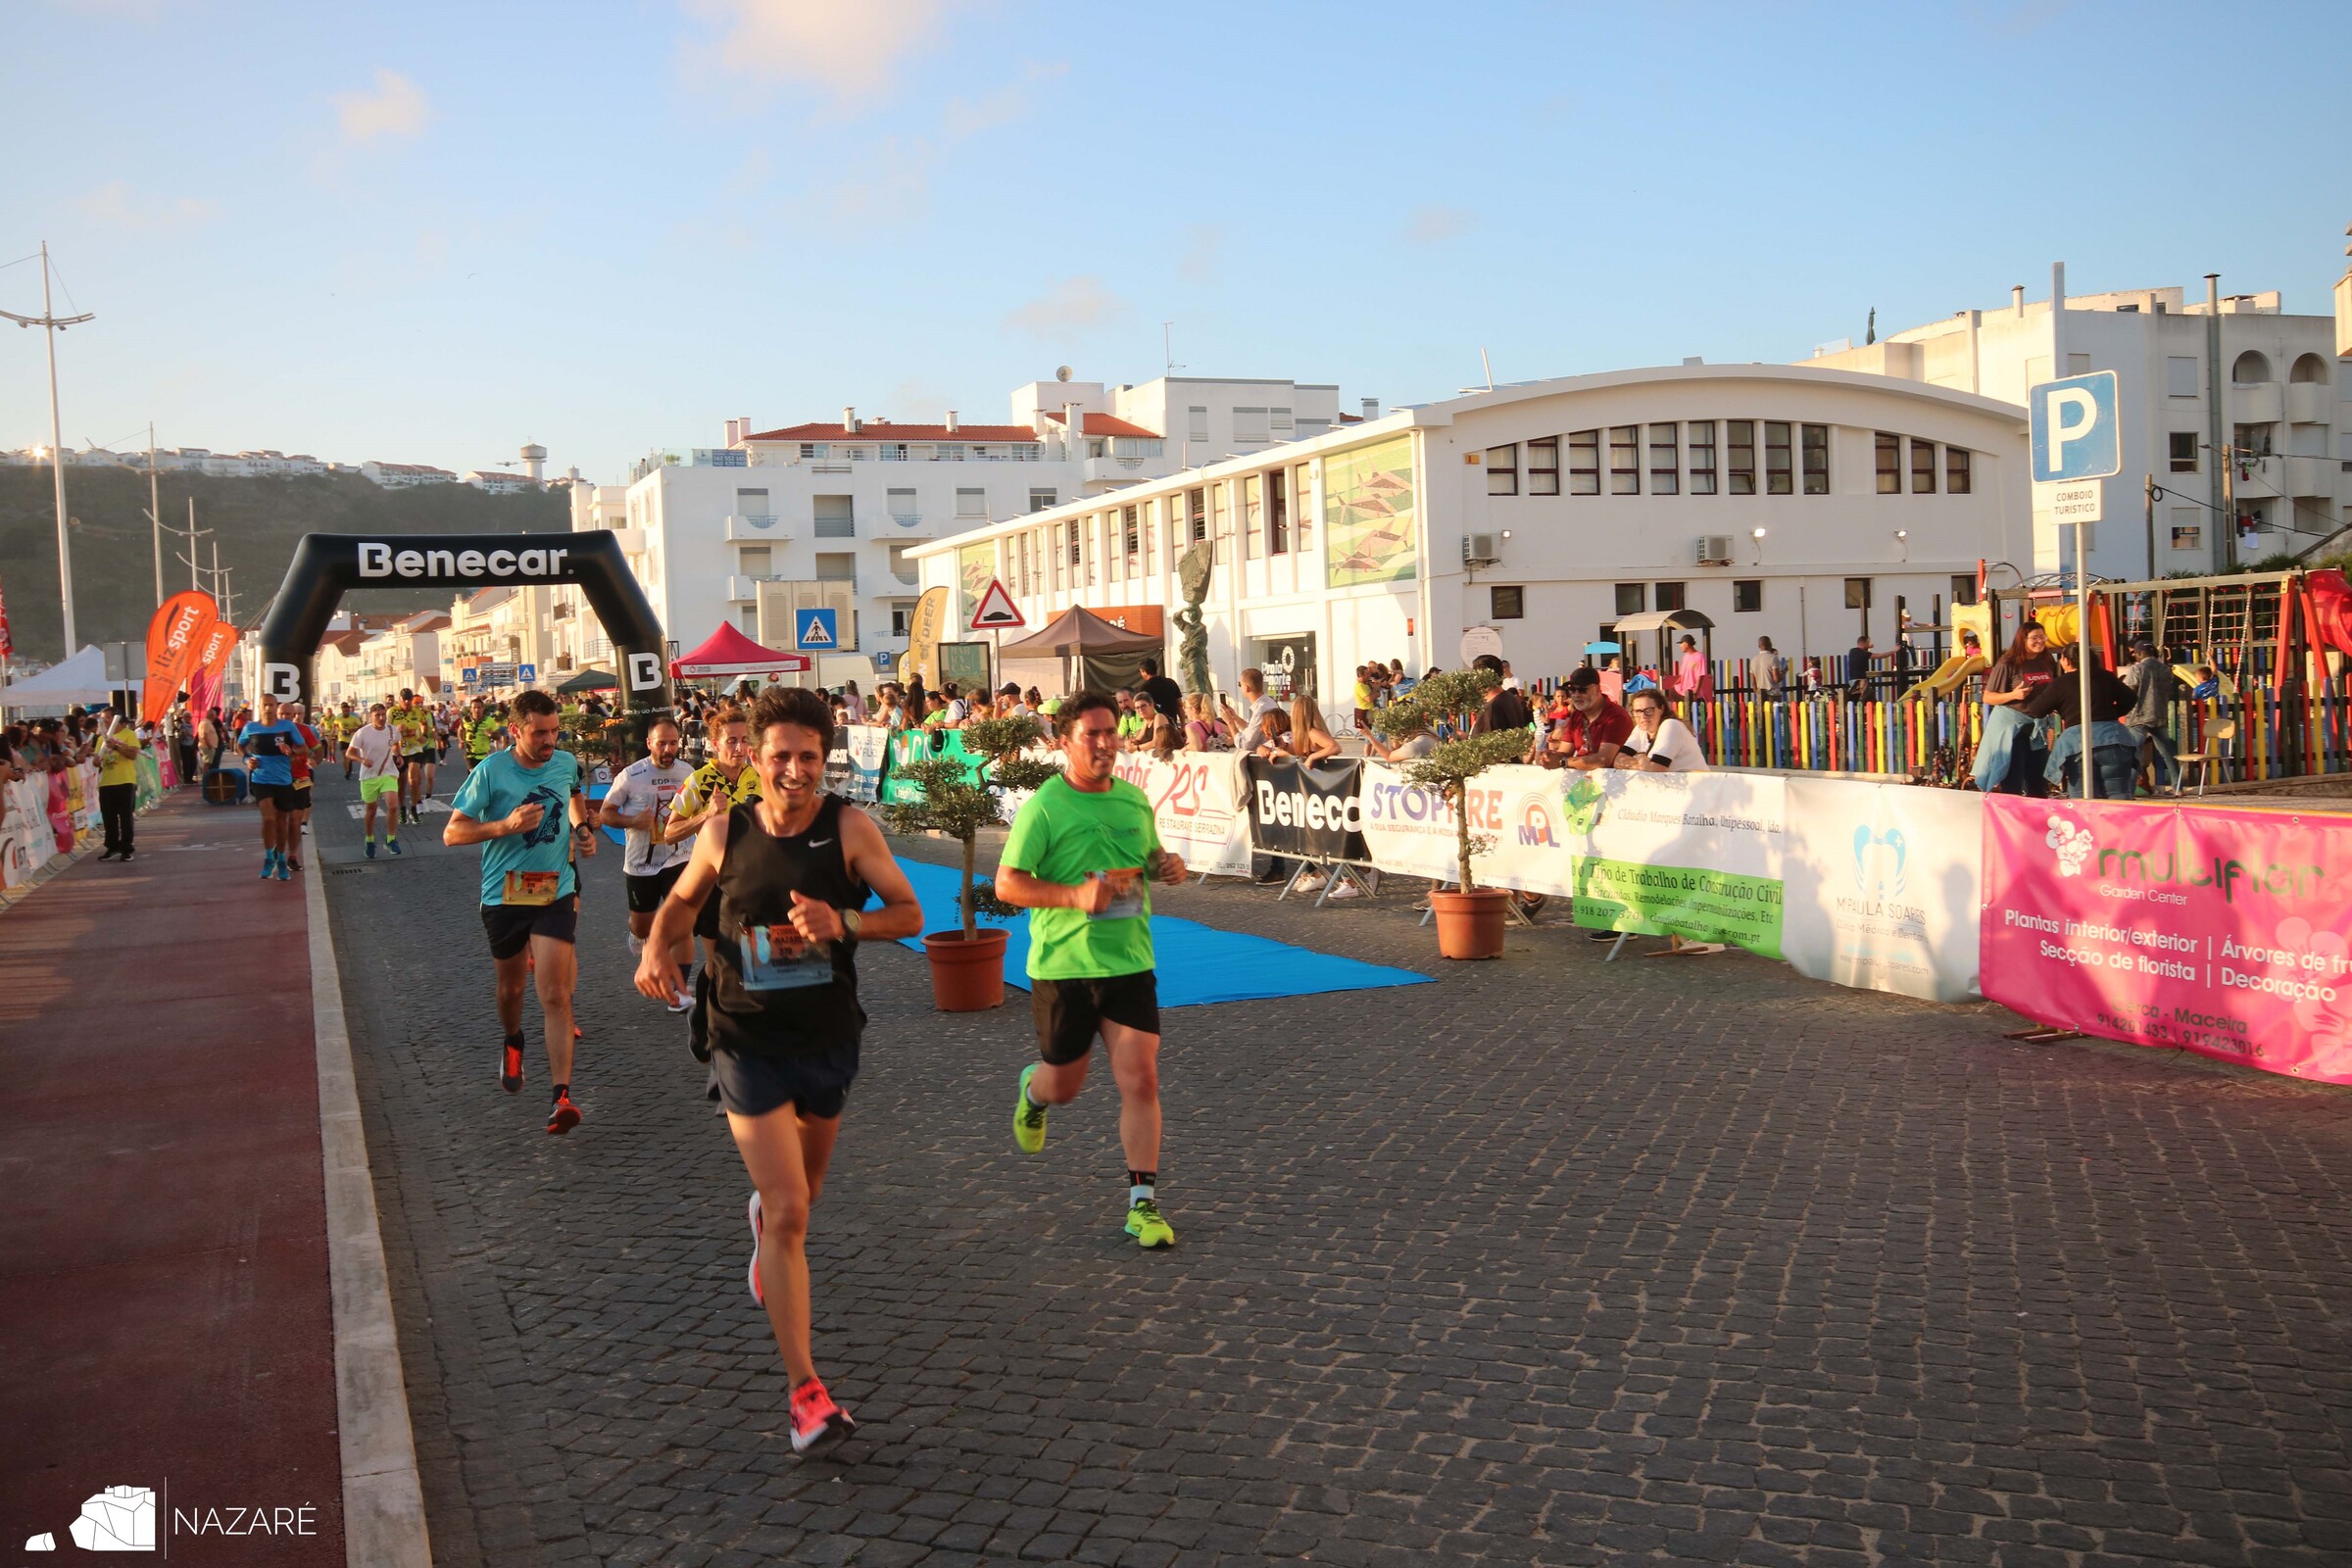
[1608,426,1641,494]
[1727,420,1756,495]
[1648,424,1679,495]
[1945,446,1972,494]
[1844,576,1872,610]
[814,495,855,537]
[1187,487,1207,544]
[1234,407,1269,445]
[1687,421,1716,495]
[1122,505,1141,564]
[1654,581,1686,612]
[1188,406,1208,443]
[2171,508,2201,551]
[1082,515,1097,584]
[815,552,857,582]
[2166,356,2200,398]
[1491,585,1526,619]
[956,487,987,518]
[887,487,918,521]
[1801,424,1829,495]
[1487,443,1519,496]
[891,603,915,638]
[1243,474,1263,559]
[1268,469,1289,554]
[1733,579,1763,612]
[1950,574,1977,606]
[1210,482,1227,563]
[1875,432,1901,494]
[1764,421,1792,495]
[1029,486,1056,513]
[1568,429,1600,494]
[1905,437,1935,493]
[1614,582,1646,616]
[735,486,770,517]
[2169,432,2199,472]
[799,443,819,459]
[737,545,771,577]
[1294,464,1313,549]
[1525,437,1559,495]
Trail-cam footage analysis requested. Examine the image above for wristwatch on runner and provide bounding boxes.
[840,908,862,943]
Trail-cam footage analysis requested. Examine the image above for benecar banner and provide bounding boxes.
[1783,779,1983,1003]
[1242,758,1367,861]
[1980,797,2352,1083]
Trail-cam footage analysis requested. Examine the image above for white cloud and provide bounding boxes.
[678,0,966,107]
[73,180,217,231]
[334,70,431,144]
[1004,275,1131,342]
[1402,204,1476,245]
[1179,224,1221,284]
[803,59,1063,227]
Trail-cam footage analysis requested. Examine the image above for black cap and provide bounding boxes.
[1565,667,1600,691]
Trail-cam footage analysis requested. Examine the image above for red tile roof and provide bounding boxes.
[742,422,1040,445]
[1039,412,1162,438]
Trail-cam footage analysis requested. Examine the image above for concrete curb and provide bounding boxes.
[305,861,434,1567]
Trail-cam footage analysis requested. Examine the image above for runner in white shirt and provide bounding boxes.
[346,704,406,858]
[599,714,696,1010]
[1618,690,1706,772]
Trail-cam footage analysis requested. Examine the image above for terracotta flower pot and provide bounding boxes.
[1429,888,1509,960]
[922,928,1008,1011]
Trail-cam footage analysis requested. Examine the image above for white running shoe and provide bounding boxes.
[627,933,646,958]
[1294,872,1327,892]
[746,1192,764,1305]
[1329,881,1361,899]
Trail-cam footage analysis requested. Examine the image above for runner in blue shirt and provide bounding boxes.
[446,689,597,1135]
[235,695,309,881]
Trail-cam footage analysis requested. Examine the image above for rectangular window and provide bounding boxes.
[1945,446,1972,493]
[814,552,856,581]
[1188,406,1209,443]
[799,443,818,459]
[1876,431,1901,494]
[1950,574,1977,606]
[1909,437,1936,494]
[2067,352,2091,376]
[1029,486,1056,513]
[1082,516,1096,584]
[736,545,771,577]
[956,487,987,517]
[1188,486,1207,543]
[1728,420,1756,495]
[1053,523,1066,589]
[2171,507,2201,551]
[1491,585,1525,619]
[1608,426,1641,494]
[1687,421,1716,494]
[2167,356,2200,398]
[887,487,917,520]
[1268,469,1289,554]
[891,604,914,638]
[1487,443,1519,496]
[1143,500,1157,573]
[1733,579,1763,612]
[1234,407,1269,445]
[734,486,770,516]
[1294,464,1313,549]
[813,495,855,537]
[1614,582,1646,616]
[1210,482,1227,563]
[1844,576,1872,610]
[1568,429,1601,494]
[1243,474,1263,559]
[1764,421,1792,495]
[1271,407,1294,438]
[1648,423,1679,495]
[2169,432,2199,472]
[1801,424,1829,495]
[1654,581,1687,612]
[1526,437,1559,495]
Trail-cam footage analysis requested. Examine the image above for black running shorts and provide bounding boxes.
[480,894,579,960]
[252,782,301,810]
[624,862,685,914]
[403,751,436,769]
[706,1040,858,1120]
[292,783,314,812]
[1031,971,1160,1065]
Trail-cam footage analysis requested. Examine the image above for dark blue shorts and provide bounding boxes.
[706,1040,859,1120]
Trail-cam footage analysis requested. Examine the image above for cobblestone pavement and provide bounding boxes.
[316,770,2352,1566]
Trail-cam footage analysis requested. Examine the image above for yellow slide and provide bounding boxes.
[1899,654,1988,701]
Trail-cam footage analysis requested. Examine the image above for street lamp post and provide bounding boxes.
[0,242,96,658]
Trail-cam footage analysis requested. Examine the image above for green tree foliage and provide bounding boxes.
[888,715,1059,936]
[1370,667,1529,891]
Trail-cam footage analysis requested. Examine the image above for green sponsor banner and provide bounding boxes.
[878,727,985,805]
[1570,856,1784,960]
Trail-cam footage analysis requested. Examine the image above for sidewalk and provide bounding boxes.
[0,794,356,1563]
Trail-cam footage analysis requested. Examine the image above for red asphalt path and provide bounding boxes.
[0,792,344,1564]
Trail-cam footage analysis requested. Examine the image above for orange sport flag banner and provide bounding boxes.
[141,590,220,724]
[185,619,240,720]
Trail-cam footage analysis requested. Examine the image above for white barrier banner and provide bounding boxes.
[1782,778,1983,1003]
[1109,752,1253,876]
[1,772,59,890]
[1360,762,1466,881]
[842,724,890,802]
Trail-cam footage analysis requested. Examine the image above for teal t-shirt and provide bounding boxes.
[1001,774,1161,980]
[451,748,584,906]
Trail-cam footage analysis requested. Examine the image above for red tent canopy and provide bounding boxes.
[671,623,810,677]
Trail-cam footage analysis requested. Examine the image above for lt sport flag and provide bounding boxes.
[141,590,219,724]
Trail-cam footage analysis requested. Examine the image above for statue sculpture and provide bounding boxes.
[1174,541,1214,695]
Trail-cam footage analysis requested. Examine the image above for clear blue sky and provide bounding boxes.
[5,0,2347,485]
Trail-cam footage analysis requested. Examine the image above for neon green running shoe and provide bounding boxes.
[1013,1063,1049,1154]
[1124,1198,1175,1249]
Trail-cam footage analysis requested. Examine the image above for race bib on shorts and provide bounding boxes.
[740,923,833,991]
[503,870,561,906]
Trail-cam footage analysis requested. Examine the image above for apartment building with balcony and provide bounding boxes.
[615,371,1347,667]
[1809,270,2351,576]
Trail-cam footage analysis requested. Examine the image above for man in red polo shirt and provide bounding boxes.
[1534,667,1632,770]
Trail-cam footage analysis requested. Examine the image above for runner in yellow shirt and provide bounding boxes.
[389,689,436,825]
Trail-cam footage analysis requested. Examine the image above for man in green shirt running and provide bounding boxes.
[995,690,1189,1248]
[465,697,507,770]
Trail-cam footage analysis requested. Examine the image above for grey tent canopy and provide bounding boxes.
[997,606,1163,696]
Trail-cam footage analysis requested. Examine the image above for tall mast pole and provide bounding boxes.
[150,422,165,608]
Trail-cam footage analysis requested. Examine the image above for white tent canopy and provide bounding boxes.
[0,645,128,709]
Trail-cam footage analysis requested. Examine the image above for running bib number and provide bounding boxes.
[503,870,562,906]
[1095,869,1146,922]
[740,923,833,991]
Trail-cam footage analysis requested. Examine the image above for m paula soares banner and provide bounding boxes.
[1782,778,1984,1004]
[1243,758,1368,862]
[1981,797,2352,1084]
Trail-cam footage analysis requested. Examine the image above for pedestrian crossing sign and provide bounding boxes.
[795,608,839,651]
[969,578,1026,631]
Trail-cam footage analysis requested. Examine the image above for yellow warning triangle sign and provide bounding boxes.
[969,578,1027,630]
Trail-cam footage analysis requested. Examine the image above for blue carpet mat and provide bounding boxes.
[889,857,1432,1006]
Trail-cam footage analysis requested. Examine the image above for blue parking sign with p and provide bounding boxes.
[2030,370,2121,483]
[795,608,838,651]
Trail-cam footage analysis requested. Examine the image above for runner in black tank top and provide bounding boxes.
[635,686,921,1458]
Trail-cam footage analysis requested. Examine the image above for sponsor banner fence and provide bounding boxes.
[1783,779,1984,1004]
[1242,758,1369,862]
[878,727,986,806]
[1981,797,2352,1083]
[839,724,890,803]
[1111,752,1252,876]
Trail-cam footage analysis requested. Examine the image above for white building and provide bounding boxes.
[616,372,1347,668]
[466,469,544,495]
[911,363,2031,711]
[362,461,461,488]
[444,586,557,689]
[1809,268,2351,576]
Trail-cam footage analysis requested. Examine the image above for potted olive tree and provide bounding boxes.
[1370,668,1531,959]
[889,715,1060,1009]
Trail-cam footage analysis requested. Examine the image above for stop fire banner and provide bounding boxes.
[141,590,219,724]
[1981,796,2352,1083]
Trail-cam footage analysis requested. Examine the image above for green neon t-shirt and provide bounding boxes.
[1001,774,1161,981]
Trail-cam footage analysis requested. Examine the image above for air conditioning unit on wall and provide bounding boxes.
[1463,533,1501,566]
[1694,534,1735,566]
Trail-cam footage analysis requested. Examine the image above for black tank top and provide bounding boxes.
[709,795,869,1055]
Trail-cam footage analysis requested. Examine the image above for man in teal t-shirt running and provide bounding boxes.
[995,690,1189,1248]
[446,689,596,1136]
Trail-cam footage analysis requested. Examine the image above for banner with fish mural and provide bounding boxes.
[1323,434,1418,589]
